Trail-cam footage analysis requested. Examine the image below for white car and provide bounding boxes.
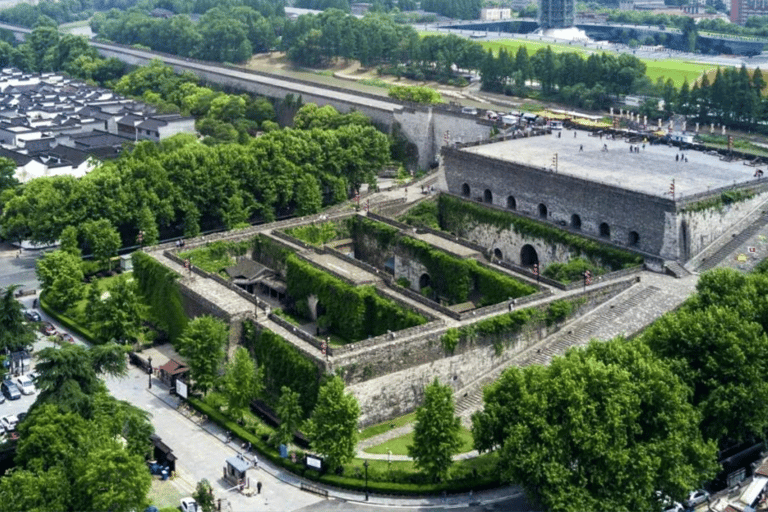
[180,497,198,512]
[16,374,35,395]
[663,502,684,512]
[686,489,710,508]
[1,415,18,432]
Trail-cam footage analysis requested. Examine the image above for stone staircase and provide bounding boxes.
[453,282,674,421]
[697,213,768,272]
[664,260,690,278]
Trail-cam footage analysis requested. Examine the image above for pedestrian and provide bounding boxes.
[257,481,262,494]
[685,156,688,163]
[642,143,646,150]
[676,154,679,162]
[557,131,561,138]
[629,145,633,153]
[574,131,577,138]
[579,144,583,152]
[33,298,37,308]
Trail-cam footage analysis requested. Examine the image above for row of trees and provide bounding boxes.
[92,5,281,63]
[653,66,767,130]
[472,267,768,511]
[283,9,484,83]
[0,101,388,248]
[480,46,649,110]
[420,0,481,20]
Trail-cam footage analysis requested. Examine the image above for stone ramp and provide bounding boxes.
[696,212,768,272]
[453,275,695,421]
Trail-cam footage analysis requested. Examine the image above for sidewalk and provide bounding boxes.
[116,368,530,511]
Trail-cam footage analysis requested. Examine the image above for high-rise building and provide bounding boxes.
[731,0,768,25]
[539,0,575,28]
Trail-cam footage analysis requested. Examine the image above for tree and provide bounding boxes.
[220,346,264,421]
[407,378,461,482]
[33,343,127,416]
[305,375,360,470]
[192,479,216,512]
[0,156,18,195]
[89,275,144,345]
[59,225,81,256]
[35,249,84,312]
[642,301,768,446]
[273,385,303,448]
[73,441,151,512]
[176,315,228,394]
[0,284,35,352]
[82,218,121,271]
[472,338,717,512]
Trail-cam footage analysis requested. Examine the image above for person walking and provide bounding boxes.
[257,481,262,494]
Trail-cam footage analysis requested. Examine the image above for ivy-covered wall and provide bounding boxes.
[349,215,536,306]
[132,251,188,343]
[437,195,643,271]
[252,234,293,277]
[242,320,322,417]
[285,255,427,342]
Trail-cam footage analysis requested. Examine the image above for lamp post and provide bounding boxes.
[364,460,369,501]
[147,356,152,389]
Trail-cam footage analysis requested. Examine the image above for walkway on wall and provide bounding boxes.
[696,212,768,272]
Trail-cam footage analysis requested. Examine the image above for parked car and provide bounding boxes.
[40,322,56,336]
[180,497,198,512]
[0,392,5,404]
[23,310,40,322]
[461,106,478,116]
[15,374,35,395]
[686,490,710,508]
[663,502,684,512]
[1,415,18,432]
[1,379,20,400]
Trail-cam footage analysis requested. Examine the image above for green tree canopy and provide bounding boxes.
[306,375,360,470]
[407,378,462,482]
[176,315,228,394]
[0,284,35,352]
[35,249,84,312]
[220,346,264,421]
[472,338,717,512]
[273,385,303,448]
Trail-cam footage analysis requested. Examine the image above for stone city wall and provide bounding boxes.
[443,147,675,258]
[349,276,641,425]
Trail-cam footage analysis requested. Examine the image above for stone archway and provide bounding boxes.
[484,189,493,203]
[629,230,640,246]
[494,248,503,261]
[462,183,470,197]
[520,244,539,266]
[571,214,581,230]
[419,273,431,290]
[507,196,516,210]
[538,203,548,218]
[600,222,611,238]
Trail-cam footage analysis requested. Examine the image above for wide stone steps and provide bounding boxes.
[697,213,768,272]
[454,284,662,419]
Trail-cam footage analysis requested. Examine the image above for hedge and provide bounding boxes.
[39,291,98,342]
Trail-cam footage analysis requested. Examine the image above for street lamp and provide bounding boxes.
[363,460,369,501]
[147,356,152,389]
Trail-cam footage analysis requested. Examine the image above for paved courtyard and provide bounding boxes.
[463,129,763,198]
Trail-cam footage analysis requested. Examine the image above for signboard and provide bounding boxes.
[176,379,188,399]
[306,455,322,470]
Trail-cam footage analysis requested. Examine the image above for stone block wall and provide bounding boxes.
[349,276,639,425]
[443,147,675,258]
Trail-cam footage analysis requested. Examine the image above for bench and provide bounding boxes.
[300,482,329,497]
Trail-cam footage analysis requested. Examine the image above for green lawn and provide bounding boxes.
[477,38,719,88]
[358,412,417,441]
[364,426,475,455]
